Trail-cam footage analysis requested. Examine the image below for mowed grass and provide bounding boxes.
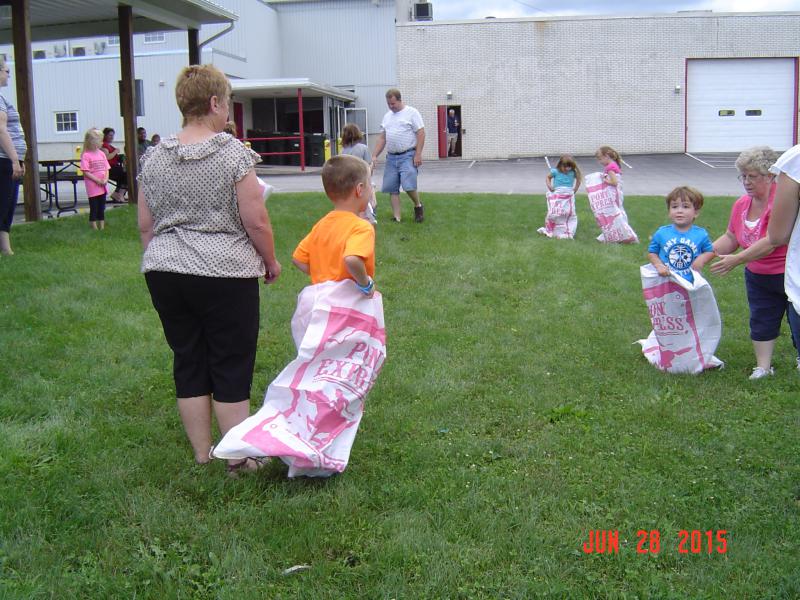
[0,191,798,599]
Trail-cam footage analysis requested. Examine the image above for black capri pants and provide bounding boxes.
[0,157,21,232]
[88,194,106,222]
[145,271,260,402]
[744,268,792,342]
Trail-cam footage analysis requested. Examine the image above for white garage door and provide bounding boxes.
[687,58,796,153]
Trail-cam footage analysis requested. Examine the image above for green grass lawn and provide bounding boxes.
[1,192,798,599]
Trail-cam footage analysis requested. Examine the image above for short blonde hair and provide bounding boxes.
[83,128,103,152]
[735,146,778,175]
[385,88,402,101]
[665,186,704,211]
[322,155,370,201]
[175,64,231,121]
[223,121,237,137]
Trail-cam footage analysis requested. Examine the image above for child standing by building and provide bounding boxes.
[648,186,715,283]
[340,123,377,225]
[292,154,376,295]
[80,128,110,230]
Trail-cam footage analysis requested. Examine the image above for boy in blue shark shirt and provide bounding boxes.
[648,186,715,283]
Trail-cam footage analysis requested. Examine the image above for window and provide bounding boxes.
[71,47,86,57]
[55,112,78,133]
[108,35,119,46]
[33,50,46,60]
[144,32,165,43]
[745,109,763,117]
[718,109,735,117]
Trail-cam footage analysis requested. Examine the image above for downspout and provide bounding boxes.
[199,21,236,54]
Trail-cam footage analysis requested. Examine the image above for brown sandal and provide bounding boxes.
[226,457,268,478]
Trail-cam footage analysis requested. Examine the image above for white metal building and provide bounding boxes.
[0,0,402,160]
[396,11,800,160]
[1,4,799,162]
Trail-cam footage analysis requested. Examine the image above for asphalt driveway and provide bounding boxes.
[260,153,743,197]
[17,152,744,224]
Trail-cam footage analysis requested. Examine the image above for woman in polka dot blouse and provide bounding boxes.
[138,64,282,474]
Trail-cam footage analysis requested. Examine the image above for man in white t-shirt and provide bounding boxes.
[372,88,425,223]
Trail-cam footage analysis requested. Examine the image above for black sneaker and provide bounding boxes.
[414,204,424,223]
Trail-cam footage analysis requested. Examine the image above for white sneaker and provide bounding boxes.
[749,366,774,380]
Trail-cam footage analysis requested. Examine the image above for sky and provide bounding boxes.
[432,0,800,20]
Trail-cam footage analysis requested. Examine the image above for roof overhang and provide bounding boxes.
[266,0,328,5]
[231,78,357,102]
[0,0,237,44]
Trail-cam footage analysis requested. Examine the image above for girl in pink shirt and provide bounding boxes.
[595,145,622,187]
[595,145,624,208]
[81,128,110,230]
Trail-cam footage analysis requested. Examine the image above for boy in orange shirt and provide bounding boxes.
[292,154,376,297]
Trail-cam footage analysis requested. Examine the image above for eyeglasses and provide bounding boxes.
[737,173,767,183]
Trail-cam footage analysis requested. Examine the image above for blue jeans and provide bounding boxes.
[0,157,20,232]
[381,149,418,194]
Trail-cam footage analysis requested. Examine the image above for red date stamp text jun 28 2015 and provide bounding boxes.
[582,530,728,555]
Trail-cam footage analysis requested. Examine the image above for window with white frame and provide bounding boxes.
[107,35,119,46]
[144,32,165,43]
[55,111,78,133]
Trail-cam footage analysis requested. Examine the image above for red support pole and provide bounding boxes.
[298,87,305,172]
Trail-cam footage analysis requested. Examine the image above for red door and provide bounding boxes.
[437,105,447,158]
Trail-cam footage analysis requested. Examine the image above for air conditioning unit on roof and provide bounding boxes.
[413,2,432,21]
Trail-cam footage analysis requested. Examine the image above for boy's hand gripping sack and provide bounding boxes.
[537,187,577,239]
[585,172,638,243]
[212,280,386,477]
[637,264,723,374]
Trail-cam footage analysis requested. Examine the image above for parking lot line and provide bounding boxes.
[685,152,715,168]
[685,152,738,168]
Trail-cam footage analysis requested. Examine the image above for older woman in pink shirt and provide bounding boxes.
[710,146,796,379]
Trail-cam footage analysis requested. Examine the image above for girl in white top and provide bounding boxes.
[767,143,800,370]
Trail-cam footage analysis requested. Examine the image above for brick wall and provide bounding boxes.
[396,13,800,159]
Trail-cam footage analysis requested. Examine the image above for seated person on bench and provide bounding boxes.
[101,127,127,202]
